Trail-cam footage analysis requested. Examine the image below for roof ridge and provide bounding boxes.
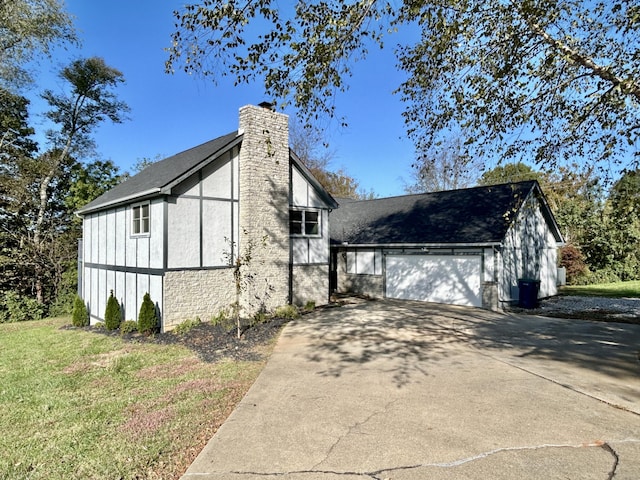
[346,180,537,204]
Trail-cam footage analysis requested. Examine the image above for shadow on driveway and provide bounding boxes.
[287,298,640,408]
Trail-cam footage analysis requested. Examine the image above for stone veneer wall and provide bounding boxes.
[338,273,384,298]
[238,105,291,313]
[162,269,235,331]
[292,265,330,306]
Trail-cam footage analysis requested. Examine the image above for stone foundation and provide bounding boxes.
[292,264,330,306]
[163,269,235,331]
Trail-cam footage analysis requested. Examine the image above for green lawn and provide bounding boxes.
[560,280,640,298]
[0,317,268,480]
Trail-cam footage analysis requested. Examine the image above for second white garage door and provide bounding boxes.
[385,254,482,307]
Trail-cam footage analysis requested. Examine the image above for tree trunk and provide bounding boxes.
[33,141,71,303]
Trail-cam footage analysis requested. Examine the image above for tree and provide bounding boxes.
[0,0,77,89]
[477,162,544,186]
[405,136,480,193]
[32,57,129,302]
[290,121,374,199]
[65,159,123,215]
[104,290,121,330]
[168,1,640,172]
[138,292,159,334]
[606,169,640,280]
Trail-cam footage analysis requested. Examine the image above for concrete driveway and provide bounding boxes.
[181,299,640,479]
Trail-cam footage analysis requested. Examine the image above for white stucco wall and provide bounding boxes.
[166,148,240,270]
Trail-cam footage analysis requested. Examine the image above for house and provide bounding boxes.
[329,181,564,309]
[77,104,338,331]
[77,104,564,331]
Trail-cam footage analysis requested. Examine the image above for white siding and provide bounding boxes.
[149,201,163,268]
[115,208,126,265]
[500,193,559,302]
[98,212,107,264]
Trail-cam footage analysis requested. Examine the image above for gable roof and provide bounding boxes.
[290,149,339,210]
[330,180,563,246]
[77,131,241,214]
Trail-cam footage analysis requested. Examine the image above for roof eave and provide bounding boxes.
[76,188,162,216]
[331,242,503,248]
[160,134,243,195]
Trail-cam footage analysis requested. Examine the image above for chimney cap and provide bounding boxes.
[258,101,275,111]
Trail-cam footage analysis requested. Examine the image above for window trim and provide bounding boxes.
[290,208,321,237]
[131,201,150,237]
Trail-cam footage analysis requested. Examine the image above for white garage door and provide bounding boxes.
[385,254,482,307]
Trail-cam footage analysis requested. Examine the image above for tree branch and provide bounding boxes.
[527,20,640,102]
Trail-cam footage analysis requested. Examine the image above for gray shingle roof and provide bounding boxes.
[77,131,240,214]
[330,181,562,245]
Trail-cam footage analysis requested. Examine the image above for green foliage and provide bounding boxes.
[559,245,588,285]
[274,304,300,320]
[104,290,121,331]
[211,308,230,326]
[0,292,46,323]
[478,163,542,186]
[168,1,640,172]
[1,57,128,319]
[173,317,201,335]
[120,320,138,335]
[71,295,89,327]
[137,292,159,335]
[0,0,77,89]
[303,300,316,311]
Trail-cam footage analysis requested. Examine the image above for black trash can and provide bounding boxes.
[517,279,540,309]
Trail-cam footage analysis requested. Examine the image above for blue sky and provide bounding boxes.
[26,0,419,197]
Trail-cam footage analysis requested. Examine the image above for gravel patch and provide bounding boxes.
[510,295,640,324]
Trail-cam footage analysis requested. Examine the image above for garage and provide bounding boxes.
[385,254,482,307]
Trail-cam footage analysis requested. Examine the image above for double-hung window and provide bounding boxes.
[290,209,320,236]
[132,202,150,235]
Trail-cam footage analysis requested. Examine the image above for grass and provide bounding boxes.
[0,317,271,480]
[560,280,640,298]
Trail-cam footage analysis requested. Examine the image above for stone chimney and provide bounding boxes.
[237,104,291,311]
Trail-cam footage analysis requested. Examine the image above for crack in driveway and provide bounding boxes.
[182,440,640,479]
[309,399,401,472]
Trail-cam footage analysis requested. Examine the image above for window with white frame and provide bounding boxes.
[290,209,320,236]
[131,202,150,235]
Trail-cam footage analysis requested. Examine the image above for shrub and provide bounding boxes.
[0,291,46,323]
[274,304,300,320]
[304,300,316,311]
[71,295,89,327]
[173,317,201,335]
[120,320,138,335]
[211,308,231,328]
[49,290,76,317]
[104,290,122,331]
[559,245,588,285]
[137,292,159,335]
